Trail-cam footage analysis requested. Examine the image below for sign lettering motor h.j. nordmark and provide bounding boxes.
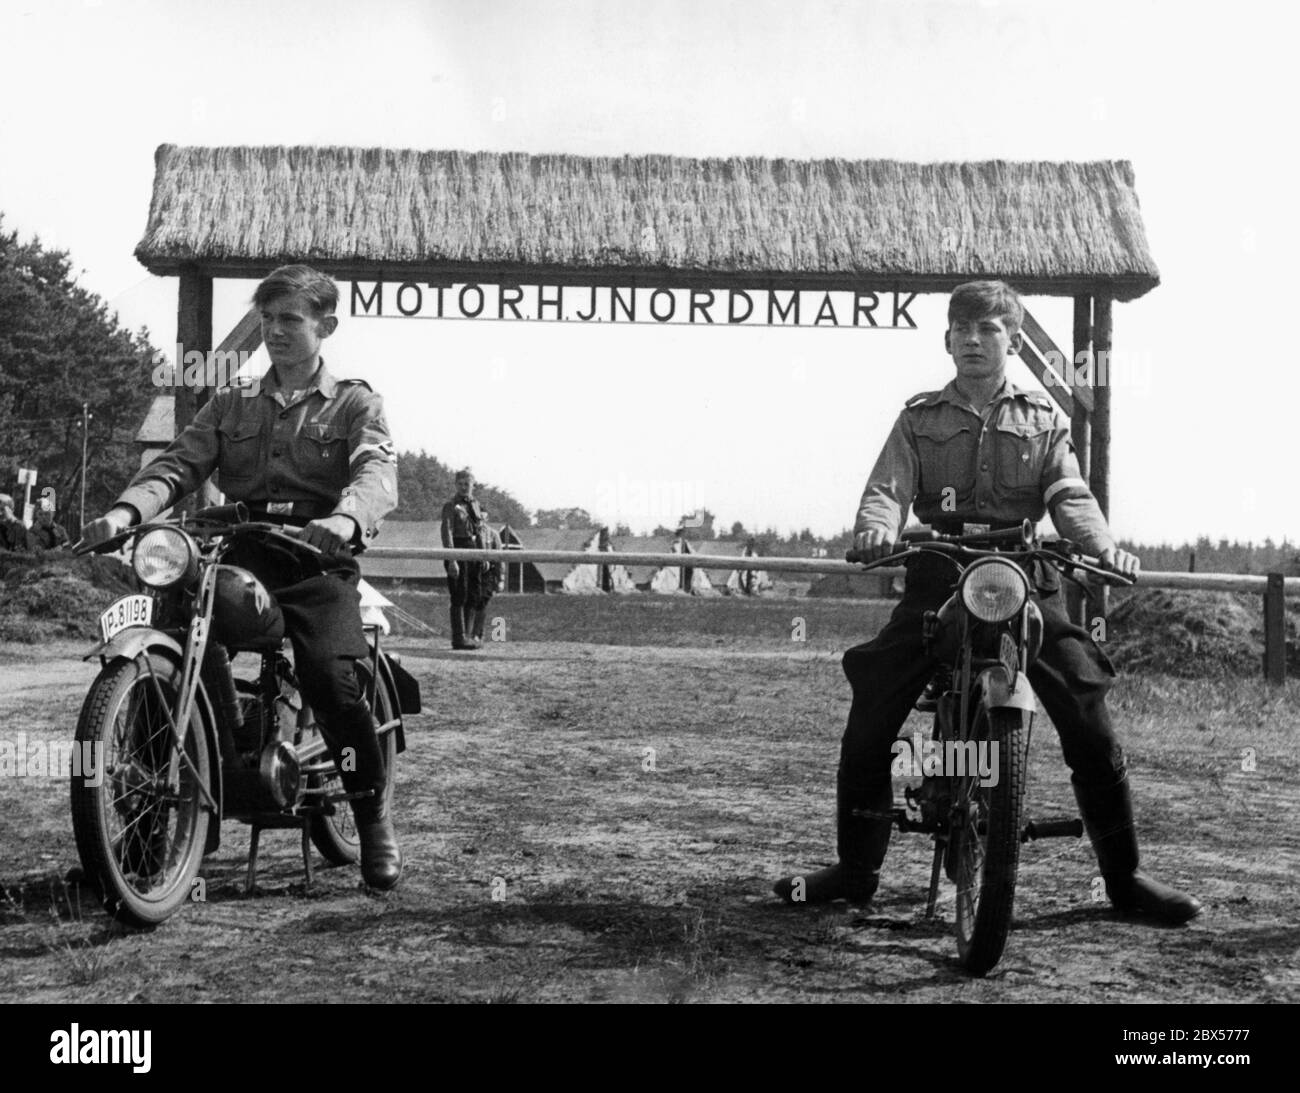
[351,281,918,329]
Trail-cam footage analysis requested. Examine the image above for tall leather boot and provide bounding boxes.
[331,698,402,891]
[1073,773,1200,923]
[773,780,893,905]
[462,603,479,648]
[471,606,488,644]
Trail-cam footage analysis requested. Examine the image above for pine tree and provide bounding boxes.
[0,215,159,530]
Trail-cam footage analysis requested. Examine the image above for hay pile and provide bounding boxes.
[0,553,135,642]
[1105,588,1298,678]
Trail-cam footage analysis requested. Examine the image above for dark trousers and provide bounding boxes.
[839,570,1125,803]
[446,537,476,646]
[225,542,386,807]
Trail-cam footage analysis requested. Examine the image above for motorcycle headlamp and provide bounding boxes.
[959,557,1029,623]
[132,526,199,588]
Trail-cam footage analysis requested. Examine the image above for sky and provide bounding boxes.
[1,0,1296,545]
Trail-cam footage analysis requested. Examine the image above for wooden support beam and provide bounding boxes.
[1071,296,1092,480]
[1063,295,1094,627]
[1017,337,1074,417]
[214,306,263,356]
[173,267,217,513]
[1264,573,1286,684]
[1021,309,1093,414]
[1091,295,1113,518]
[175,266,213,430]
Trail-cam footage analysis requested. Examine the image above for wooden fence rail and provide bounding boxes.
[364,547,1298,683]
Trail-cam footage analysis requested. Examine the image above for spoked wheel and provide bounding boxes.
[952,702,1027,975]
[306,660,397,865]
[70,652,212,927]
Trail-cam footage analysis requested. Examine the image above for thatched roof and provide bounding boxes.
[135,145,1159,300]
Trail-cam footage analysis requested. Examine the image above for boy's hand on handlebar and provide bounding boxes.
[1098,546,1140,579]
[300,515,356,555]
[853,528,896,562]
[76,505,136,551]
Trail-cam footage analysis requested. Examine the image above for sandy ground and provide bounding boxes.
[0,632,1296,1004]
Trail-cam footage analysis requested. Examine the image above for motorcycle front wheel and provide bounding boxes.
[307,659,398,866]
[952,702,1027,976]
[71,652,212,927]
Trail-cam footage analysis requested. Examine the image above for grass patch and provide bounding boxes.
[386,589,895,650]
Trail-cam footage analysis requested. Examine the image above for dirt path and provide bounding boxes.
[1,639,1295,1003]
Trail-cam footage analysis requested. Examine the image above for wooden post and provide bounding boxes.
[1066,295,1092,626]
[1090,295,1113,624]
[1071,296,1092,479]
[173,266,215,513]
[1090,294,1112,519]
[175,266,214,432]
[1263,572,1286,684]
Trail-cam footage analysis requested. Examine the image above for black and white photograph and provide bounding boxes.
[0,0,1295,1030]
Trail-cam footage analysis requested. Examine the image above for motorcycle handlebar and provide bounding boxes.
[74,509,332,559]
[845,520,1029,563]
[190,501,251,524]
[845,533,1136,587]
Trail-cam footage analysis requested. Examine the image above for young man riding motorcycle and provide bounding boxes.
[773,280,1201,924]
[78,264,403,890]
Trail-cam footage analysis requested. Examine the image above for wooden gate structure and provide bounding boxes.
[129,147,1300,682]
[133,143,1162,520]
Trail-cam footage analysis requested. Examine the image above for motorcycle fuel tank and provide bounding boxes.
[210,566,285,649]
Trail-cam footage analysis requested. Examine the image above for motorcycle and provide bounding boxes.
[847,520,1134,975]
[71,502,421,926]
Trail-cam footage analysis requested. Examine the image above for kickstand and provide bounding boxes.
[301,824,314,887]
[925,840,944,919]
[246,826,261,893]
[246,817,315,893]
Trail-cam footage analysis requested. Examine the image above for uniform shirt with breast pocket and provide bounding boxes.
[117,360,397,543]
[854,377,1113,557]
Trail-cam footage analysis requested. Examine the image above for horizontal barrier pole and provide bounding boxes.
[362,546,1300,594]
[366,546,893,577]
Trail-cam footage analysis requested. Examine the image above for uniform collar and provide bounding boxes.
[261,358,338,405]
[930,376,1032,412]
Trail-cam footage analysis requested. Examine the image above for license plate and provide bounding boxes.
[99,594,153,643]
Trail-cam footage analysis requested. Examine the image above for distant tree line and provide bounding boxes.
[390,451,531,527]
[1116,538,1300,576]
[0,215,158,529]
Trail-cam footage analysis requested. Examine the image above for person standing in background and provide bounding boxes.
[441,468,483,650]
[469,507,503,646]
[32,492,70,551]
[0,493,32,553]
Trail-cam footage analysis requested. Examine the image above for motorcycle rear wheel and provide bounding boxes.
[952,703,1027,976]
[307,660,398,866]
[71,652,212,927]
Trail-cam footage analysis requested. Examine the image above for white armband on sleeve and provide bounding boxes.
[1044,476,1089,507]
